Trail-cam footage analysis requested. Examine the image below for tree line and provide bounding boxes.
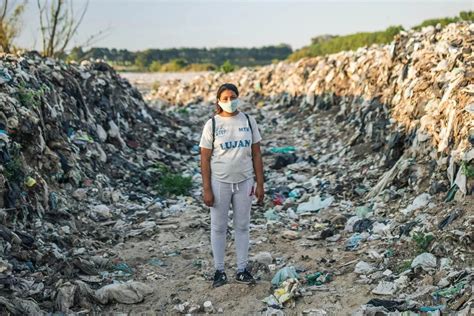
[289,11,473,61]
[66,45,293,72]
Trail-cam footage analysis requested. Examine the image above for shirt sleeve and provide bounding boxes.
[199,119,213,149]
[249,115,262,144]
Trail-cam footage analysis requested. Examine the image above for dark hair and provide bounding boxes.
[215,83,239,114]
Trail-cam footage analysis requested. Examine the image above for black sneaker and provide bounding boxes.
[212,270,228,288]
[235,269,256,285]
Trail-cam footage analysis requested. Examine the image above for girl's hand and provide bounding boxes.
[255,184,264,205]
[203,188,214,207]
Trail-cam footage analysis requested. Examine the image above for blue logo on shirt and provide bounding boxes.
[220,139,251,150]
[215,127,227,137]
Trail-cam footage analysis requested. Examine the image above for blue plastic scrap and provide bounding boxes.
[271,266,299,287]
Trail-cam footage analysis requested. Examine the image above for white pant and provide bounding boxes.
[210,177,254,271]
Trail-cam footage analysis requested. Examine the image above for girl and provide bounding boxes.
[199,83,264,287]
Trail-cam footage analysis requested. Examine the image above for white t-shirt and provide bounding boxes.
[199,112,262,184]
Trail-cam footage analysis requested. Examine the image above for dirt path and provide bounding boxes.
[101,101,472,315]
[98,102,376,315]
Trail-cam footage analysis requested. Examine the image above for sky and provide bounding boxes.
[17,0,473,51]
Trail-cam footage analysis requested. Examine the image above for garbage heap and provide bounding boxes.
[0,52,193,313]
[149,22,473,167]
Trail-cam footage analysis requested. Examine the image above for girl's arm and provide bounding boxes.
[251,143,264,204]
[201,148,214,207]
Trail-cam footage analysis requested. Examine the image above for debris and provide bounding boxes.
[411,252,437,271]
[372,281,397,296]
[203,300,215,313]
[95,281,153,304]
[263,278,301,308]
[250,252,273,265]
[296,195,334,213]
[401,193,431,215]
[354,261,376,275]
[346,233,363,251]
[271,266,299,287]
[304,272,332,286]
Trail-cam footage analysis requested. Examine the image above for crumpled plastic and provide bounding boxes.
[346,233,363,250]
[296,195,334,213]
[263,278,300,308]
[271,266,299,287]
[304,272,332,286]
[95,281,154,304]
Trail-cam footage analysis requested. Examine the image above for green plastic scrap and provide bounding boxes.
[113,262,133,274]
[193,259,203,268]
[304,272,332,286]
[148,258,166,267]
[444,184,458,203]
[432,281,467,299]
[384,249,394,258]
[270,146,296,154]
[166,250,181,257]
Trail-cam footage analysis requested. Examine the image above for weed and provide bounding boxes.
[412,232,435,253]
[152,162,192,196]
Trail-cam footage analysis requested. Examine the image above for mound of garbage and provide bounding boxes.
[0,51,194,313]
[149,22,473,165]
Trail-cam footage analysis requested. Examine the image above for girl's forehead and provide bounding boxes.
[221,89,237,96]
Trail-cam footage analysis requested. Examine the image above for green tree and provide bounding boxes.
[134,52,148,70]
[289,25,404,61]
[220,60,235,73]
[459,11,474,21]
[149,60,162,72]
[160,58,188,72]
[67,46,85,62]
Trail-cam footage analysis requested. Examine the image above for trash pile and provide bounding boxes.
[143,22,473,315]
[0,51,195,313]
[0,22,472,315]
[148,22,473,165]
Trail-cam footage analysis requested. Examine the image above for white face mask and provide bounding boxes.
[218,99,239,113]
